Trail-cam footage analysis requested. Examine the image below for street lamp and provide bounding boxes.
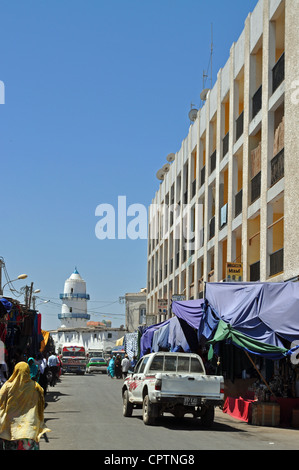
[1,274,28,294]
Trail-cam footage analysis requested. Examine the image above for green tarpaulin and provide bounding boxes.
[207,319,289,361]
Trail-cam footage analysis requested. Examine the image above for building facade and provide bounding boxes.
[125,288,147,332]
[147,0,299,322]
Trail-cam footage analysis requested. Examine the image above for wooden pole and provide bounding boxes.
[245,350,277,401]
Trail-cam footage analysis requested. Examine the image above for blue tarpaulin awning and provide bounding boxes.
[204,282,299,359]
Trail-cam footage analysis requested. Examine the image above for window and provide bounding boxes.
[191,357,204,373]
[139,357,149,374]
[177,356,190,372]
[164,356,177,371]
[150,356,164,371]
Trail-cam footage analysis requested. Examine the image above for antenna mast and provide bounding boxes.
[210,23,213,89]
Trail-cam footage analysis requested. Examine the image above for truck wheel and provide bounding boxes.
[201,406,215,428]
[123,390,133,417]
[143,394,156,425]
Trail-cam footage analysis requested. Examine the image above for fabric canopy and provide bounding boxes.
[171,299,204,329]
[204,282,299,359]
[140,299,204,357]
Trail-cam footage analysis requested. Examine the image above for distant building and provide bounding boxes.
[50,325,124,357]
[50,268,124,355]
[125,288,147,332]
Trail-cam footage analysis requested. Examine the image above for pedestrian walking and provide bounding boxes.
[28,357,40,382]
[107,356,115,378]
[0,360,8,388]
[130,356,137,371]
[121,354,130,378]
[0,361,50,450]
[48,352,59,385]
[115,355,122,379]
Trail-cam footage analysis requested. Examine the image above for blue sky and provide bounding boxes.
[0,0,258,330]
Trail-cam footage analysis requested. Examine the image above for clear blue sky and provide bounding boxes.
[0,0,258,330]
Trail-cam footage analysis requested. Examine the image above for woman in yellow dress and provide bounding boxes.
[0,361,50,450]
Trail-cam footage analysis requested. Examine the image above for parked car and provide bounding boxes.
[86,357,107,374]
[122,352,224,427]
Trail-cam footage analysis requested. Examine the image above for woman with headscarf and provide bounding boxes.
[27,357,39,382]
[107,356,115,378]
[0,361,50,450]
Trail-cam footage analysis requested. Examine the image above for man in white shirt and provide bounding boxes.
[48,353,59,385]
[121,355,130,379]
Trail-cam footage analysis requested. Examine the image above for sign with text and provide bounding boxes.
[226,262,243,281]
[158,299,168,315]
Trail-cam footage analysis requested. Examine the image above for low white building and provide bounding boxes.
[50,325,125,356]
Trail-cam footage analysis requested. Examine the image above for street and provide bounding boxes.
[40,372,299,452]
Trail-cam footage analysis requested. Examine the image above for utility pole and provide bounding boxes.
[28,282,34,309]
[0,258,3,296]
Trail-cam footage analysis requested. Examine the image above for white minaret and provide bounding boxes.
[59,268,90,328]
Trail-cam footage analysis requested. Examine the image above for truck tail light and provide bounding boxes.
[220,382,225,394]
[155,379,162,391]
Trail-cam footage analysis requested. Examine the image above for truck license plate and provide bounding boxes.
[184,397,199,406]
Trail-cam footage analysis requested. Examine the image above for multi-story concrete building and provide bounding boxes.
[147,0,299,322]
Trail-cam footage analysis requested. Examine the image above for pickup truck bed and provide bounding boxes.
[122,352,224,427]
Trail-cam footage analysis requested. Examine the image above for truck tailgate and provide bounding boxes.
[161,374,222,398]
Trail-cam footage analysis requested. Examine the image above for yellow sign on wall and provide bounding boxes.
[226,262,243,281]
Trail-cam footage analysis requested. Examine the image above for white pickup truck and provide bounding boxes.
[122,352,224,427]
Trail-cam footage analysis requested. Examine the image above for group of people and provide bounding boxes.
[0,351,62,451]
[107,354,137,379]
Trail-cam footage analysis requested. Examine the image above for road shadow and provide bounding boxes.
[45,390,69,403]
[130,413,248,433]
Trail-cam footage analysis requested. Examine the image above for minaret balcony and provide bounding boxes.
[59,293,90,300]
[58,313,90,320]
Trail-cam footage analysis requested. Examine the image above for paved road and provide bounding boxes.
[40,372,299,452]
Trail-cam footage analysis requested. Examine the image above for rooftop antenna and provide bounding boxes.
[210,23,213,89]
[201,23,214,104]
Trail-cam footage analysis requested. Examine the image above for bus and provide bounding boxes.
[61,344,87,374]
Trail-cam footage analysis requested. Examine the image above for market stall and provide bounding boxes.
[203,282,299,427]
[0,297,45,376]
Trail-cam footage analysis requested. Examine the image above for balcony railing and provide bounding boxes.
[252,85,262,119]
[222,132,229,157]
[209,216,215,239]
[236,111,244,141]
[235,189,243,217]
[270,248,284,276]
[210,150,216,174]
[60,293,90,300]
[250,260,260,281]
[251,171,261,203]
[270,148,284,186]
[272,52,285,93]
